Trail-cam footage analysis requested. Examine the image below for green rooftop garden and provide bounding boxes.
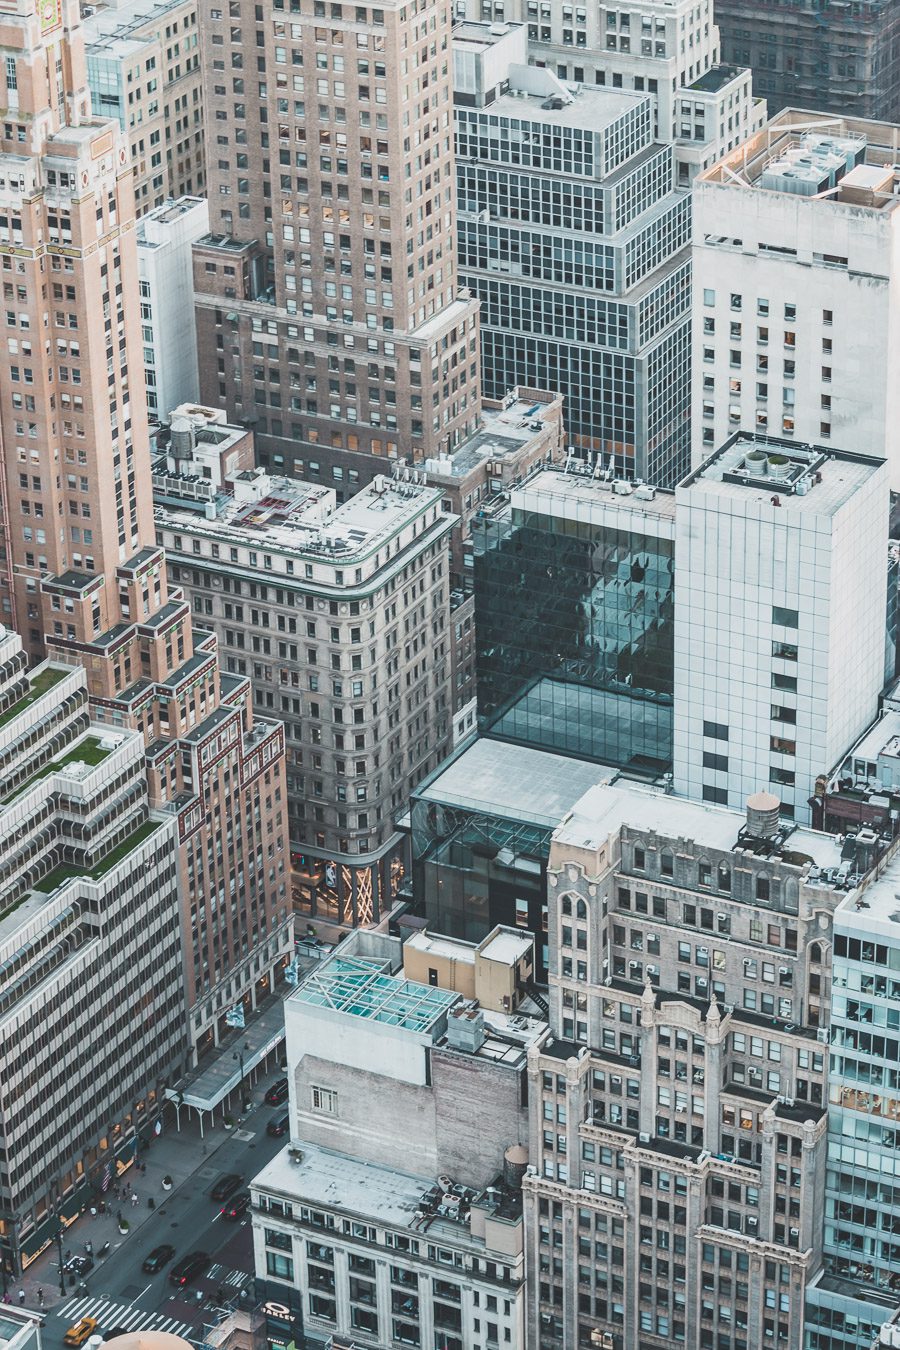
[0,667,68,730]
[2,735,115,805]
[35,819,164,894]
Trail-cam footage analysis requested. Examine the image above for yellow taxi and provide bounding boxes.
[64,1317,98,1346]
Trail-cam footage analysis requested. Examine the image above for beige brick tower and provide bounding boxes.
[194,0,481,489]
[0,0,291,1061]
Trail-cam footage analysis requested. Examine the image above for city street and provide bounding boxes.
[31,1090,289,1348]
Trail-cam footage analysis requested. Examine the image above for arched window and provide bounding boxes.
[561,896,572,916]
[809,942,821,964]
[717,863,731,892]
[576,899,587,920]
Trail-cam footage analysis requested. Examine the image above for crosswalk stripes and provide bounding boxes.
[59,1293,195,1339]
[207,1263,250,1288]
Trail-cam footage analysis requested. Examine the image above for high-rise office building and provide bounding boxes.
[83,0,206,214]
[454,0,764,183]
[0,627,186,1273]
[152,404,456,926]
[0,0,291,1061]
[805,847,900,1350]
[673,433,890,823]
[473,465,676,767]
[194,0,481,489]
[715,0,900,125]
[526,777,881,1350]
[692,110,900,483]
[453,21,693,485]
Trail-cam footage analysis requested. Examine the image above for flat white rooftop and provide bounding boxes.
[418,738,614,828]
[555,779,846,874]
[253,1141,520,1249]
[155,472,446,563]
[479,929,532,965]
[514,467,676,534]
[680,433,884,516]
[484,85,644,132]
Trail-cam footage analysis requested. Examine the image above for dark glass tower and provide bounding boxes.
[472,468,676,771]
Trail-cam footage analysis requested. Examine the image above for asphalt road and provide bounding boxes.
[40,1101,286,1348]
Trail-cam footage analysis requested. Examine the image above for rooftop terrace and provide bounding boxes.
[290,954,459,1034]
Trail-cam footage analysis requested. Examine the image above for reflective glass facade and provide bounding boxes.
[808,923,900,1349]
[456,90,692,486]
[472,494,675,769]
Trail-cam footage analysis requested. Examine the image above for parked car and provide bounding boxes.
[142,1243,175,1273]
[221,1190,251,1221]
[266,1112,289,1138]
[168,1251,211,1288]
[63,1254,94,1277]
[209,1172,243,1202]
[64,1318,98,1346]
[264,1077,289,1105]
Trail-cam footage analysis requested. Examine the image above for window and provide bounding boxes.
[703,721,728,741]
[311,1085,338,1114]
[772,606,798,628]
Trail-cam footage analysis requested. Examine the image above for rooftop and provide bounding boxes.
[155,471,448,565]
[425,392,555,480]
[253,1141,522,1248]
[686,64,746,95]
[679,432,884,514]
[700,111,900,210]
[0,665,68,730]
[82,0,185,49]
[290,954,459,1034]
[836,841,900,933]
[478,83,645,133]
[417,737,613,828]
[554,780,849,878]
[479,929,533,965]
[511,464,676,534]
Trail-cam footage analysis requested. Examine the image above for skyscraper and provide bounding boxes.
[692,110,900,483]
[0,0,291,1062]
[194,0,482,489]
[673,433,890,823]
[453,21,693,485]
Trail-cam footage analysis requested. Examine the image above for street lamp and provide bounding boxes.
[232,1042,250,1112]
[54,1223,66,1297]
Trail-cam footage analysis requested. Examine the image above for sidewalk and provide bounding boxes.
[15,1102,249,1316]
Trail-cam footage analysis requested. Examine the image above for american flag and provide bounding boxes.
[100,1163,112,1193]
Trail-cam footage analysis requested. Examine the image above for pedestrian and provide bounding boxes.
[117,1211,123,1226]
[113,1184,120,1200]
[17,1290,24,1306]
[131,1192,138,1208]
[36,1289,43,1308]
[89,1205,97,1218]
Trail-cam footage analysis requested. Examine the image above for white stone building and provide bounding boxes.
[673,432,889,823]
[692,110,900,483]
[453,0,763,181]
[136,196,209,421]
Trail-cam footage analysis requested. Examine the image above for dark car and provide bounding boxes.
[264,1077,289,1105]
[210,1172,243,1202]
[63,1255,94,1277]
[266,1112,289,1138]
[101,1329,133,1342]
[221,1190,251,1221]
[142,1243,175,1274]
[168,1251,211,1288]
